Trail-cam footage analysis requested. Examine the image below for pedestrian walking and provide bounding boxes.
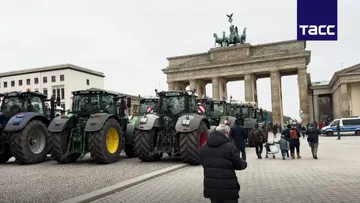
[288,125,301,159]
[281,124,291,158]
[336,122,341,140]
[306,123,321,159]
[248,123,266,159]
[275,135,289,160]
[300,125,306,139]
[200,124,247,203]
[230,119,248,160]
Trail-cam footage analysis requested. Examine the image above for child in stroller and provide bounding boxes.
[265,131,280,158]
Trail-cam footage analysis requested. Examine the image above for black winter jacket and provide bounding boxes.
[230,125,247,149]
[306,125,321,143]
[199,130,247,200]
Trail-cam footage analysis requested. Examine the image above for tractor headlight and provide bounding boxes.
[182,119,191,126]
[140,117,148,124]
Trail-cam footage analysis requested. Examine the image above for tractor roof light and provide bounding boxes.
[26,88,30,92]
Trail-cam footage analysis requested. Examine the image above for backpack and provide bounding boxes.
[289,129,298,139]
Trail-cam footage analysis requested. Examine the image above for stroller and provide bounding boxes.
[265,131,280,159]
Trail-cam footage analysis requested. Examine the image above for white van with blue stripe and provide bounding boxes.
[321,117,360,136]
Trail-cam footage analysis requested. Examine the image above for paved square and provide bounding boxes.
[92,136,360,203]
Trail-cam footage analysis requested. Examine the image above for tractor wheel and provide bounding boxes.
[179,121,208,165]
[89,118,122,164]
[51,130,81,163]
[9,120,50,164]
[0,144,12,164]
[134,129,163,162]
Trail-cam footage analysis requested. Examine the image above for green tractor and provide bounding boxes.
[48,89,133,164]
[198,98,232,134]
[0,89,60,164]
[134,89,210,165]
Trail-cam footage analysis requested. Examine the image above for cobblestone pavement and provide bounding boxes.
[0,154,180,203]
[93,136,360,203]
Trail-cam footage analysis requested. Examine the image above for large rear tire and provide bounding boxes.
[9,120,50,164]
[51,130,81,163]
[134,129,163,162]
[179,121,208,165]
[89,118,122,164]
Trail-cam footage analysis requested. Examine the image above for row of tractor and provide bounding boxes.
[0,87,266,166]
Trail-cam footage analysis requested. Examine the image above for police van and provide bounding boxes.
[321,117,360,136]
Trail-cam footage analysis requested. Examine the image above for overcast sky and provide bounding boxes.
[0,0,359,119]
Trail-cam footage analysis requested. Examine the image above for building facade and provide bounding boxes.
[0,64,105,111]
[309,63,360,122]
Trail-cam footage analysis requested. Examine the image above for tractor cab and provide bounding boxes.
[0,89,60,123]
[198,98,231,126]
[156,89,199,116]
[139,98,159,115]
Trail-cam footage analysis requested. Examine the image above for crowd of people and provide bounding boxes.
[199,120,325,203]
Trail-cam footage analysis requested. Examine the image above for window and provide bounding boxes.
[18,80,23,86]
[330,120,339,127]
[61,88,65,99]
[11,81,15,87]
[60,104,65,110]
[51,76,56,82]
[26,79,30,85]
[342,119,360,126]
[57,89,60,99]
[102,94,116,114]
[43,88,48,97]
[86,79,90,85]
[34,77,39,84]
[3,82,7,88]
[34,88,39,92]
[52,89,56,97]
[43,77,47,83]
[30,96,44,114]
[60,75,64,81]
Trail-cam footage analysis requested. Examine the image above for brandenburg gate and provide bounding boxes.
[161,14,311,125]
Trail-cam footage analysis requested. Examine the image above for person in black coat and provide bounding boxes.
[200,124,247,203]
[230,119,248,160]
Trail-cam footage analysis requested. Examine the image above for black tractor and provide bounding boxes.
[0,89,60,164]
[48,89,133,164]
[134,89,210,165]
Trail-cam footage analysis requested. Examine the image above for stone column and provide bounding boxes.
[223,80,228,100]
[270,71,283,124]
[189,80,197,92]
[313,94,320,122]
[298,67,310,125]
[244,74,257,102]
[196,80,206,98]
[218,78,227,100]
[341,83,350,117]
[212,77,220,100]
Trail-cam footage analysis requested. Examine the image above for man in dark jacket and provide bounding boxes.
[306,123,321,159]
[281,124,292,158]
[336,122,341,140]
[248,123,266,159]
[230,119,248,160]
[200,124,247,203]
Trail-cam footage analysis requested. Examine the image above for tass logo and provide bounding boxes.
[297,0,338,41]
